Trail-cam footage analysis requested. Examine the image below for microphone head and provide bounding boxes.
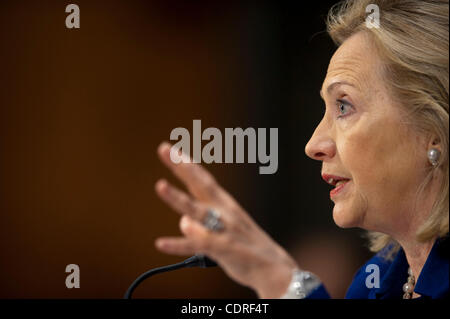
[182,254,218,268]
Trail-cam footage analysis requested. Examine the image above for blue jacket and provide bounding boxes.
[307,236,449,299]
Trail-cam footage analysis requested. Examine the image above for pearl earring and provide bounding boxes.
[428,148,441,167]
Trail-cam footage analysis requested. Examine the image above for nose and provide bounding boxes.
[305,117,336,161]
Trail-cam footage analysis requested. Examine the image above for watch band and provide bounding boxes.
[280,269,322,299]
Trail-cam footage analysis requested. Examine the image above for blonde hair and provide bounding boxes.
[326,0,449,258]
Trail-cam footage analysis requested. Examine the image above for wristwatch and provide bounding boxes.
[280,269,322,299]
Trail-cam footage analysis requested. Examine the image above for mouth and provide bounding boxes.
[322,174,351,197]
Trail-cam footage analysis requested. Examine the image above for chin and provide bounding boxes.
[332,203,363,229]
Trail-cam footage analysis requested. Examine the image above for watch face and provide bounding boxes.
[281,270,322,299]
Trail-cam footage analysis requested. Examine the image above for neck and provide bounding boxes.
[389,204,436,285]
[398,237,435,281]
[392,173,441,282]
[396,236,435,299]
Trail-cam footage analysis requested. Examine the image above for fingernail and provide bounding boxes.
[158,141,170,154]
[180,217,189,230]
[155,239,165,249]
[155,179,167,192]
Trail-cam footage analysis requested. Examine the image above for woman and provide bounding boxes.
[154,0,449,299]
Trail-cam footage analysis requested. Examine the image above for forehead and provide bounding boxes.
[322,32,381,94]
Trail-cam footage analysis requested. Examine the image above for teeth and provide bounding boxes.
[328,178,334,185]
[335,180,346,187]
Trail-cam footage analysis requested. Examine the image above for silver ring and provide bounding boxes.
[203,209,224,232]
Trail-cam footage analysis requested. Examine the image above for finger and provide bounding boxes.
[179,215,211,239]
[155,179,207,221]
[179,215,227,254]
[154,236,199,256]
[154,216,214,256]
[157,142,227,203]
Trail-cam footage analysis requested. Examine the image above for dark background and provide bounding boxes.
[0,0,372,298]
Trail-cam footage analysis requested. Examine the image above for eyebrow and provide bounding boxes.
[319,81,356,99]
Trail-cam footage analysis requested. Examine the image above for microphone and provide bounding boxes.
[124,254,217,299]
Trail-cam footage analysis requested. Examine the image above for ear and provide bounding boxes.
[428,135,442,152]
[427,135,443,168]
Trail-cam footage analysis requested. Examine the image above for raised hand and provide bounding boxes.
[154,142,298,298]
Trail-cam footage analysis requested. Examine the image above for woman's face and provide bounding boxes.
[305,32,430,235]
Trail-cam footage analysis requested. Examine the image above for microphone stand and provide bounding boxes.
[124,254,217,299]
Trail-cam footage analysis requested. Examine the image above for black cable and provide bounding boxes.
[124,254,217,299]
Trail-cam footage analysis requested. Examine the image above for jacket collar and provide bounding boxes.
[371,236,449,299]
[414,236,449,299]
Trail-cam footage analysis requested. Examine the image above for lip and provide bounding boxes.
[329,180,350,197]
[321,174,351,198]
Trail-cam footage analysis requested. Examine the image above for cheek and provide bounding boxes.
[338,118,422,215]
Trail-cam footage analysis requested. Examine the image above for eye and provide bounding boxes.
[336,99,353,118]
